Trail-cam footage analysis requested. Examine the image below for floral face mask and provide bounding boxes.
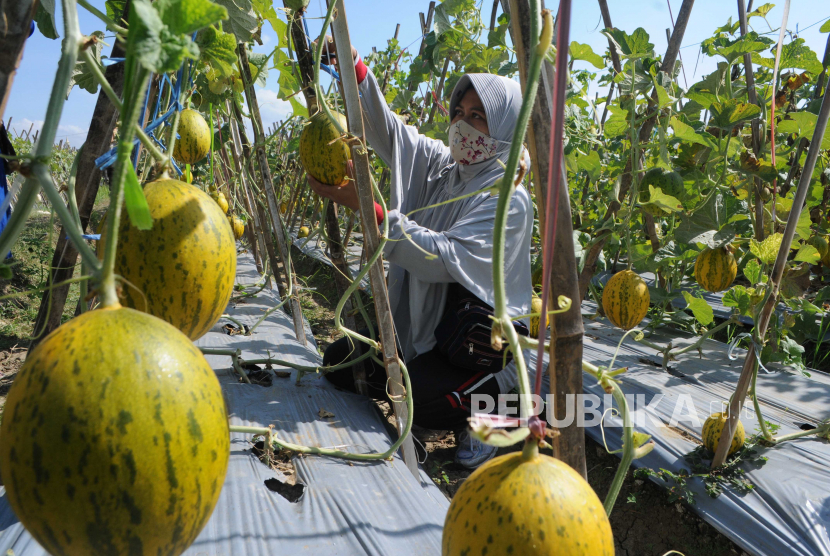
[448,119,499,165]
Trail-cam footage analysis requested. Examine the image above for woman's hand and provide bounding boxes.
[307,160,360,212]
[311,34,358,67]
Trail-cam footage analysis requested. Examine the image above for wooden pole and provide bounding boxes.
[505,0,586,476]
[712,83,830,467]
[737,0,767,241]
[380,24,401,94]
[0,0,36,123]
[238,44,307,345]
[427,58,451,124]
[30,14,129,348]
[331,0,418,476]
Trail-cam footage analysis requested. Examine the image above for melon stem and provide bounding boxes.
[100,57,151,308]
[521,438,539,461]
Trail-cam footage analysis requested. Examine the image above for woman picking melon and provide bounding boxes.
[305,37,533,469]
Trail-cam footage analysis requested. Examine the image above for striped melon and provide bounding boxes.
[299,111,351,186]
[0,306,229,556]
[530,295,547,337]
[99,179,236,340]
[694,246,737,293]
[442,446,613,555]
[229,215,245,240]
[173,109,211,165]
[601,270,650,330]
[702,412,745,456]
[210,190,229,214]
[808,235,830,266]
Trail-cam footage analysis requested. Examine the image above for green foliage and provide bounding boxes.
[35,0,59,40]
[67,31,107,97]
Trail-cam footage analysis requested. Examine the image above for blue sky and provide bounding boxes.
[4,1,828,147]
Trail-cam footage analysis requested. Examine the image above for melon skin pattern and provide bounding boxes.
[530,296,547,337]
[702,412,745,456]
[299,111,351,186]
[442,451,614,555]
[100,179,236,340]
[694,246,737,293]
[602,269,650,330]
[229,216,245,240]
[0,307,230,556]
[173,109,211,165]
[808,236,830,266]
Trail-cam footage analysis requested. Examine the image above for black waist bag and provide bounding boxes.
[434,283,528,373]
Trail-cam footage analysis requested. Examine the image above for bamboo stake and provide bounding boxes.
[237,45,307,345]
[737,0,767,241]
[331,0,418,476]
[712,82,830,468]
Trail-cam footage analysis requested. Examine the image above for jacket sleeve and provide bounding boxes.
[356,62,449,189]
[382,190,530,291]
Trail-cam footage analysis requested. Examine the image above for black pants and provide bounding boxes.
[323,328,502,431]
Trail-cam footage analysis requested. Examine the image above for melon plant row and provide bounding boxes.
[1,0,829,555]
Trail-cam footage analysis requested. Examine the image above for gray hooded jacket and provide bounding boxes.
[358,69,533,383]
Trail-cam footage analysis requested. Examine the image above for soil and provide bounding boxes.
[292,248,753,556]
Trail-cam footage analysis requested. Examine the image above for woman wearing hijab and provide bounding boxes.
[308,39,533,469]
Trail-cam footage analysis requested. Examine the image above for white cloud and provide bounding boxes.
[255,87,298,130]
[8,118,88,148]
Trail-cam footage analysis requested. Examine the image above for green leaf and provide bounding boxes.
[570,42,604,69]
[708,99,761,130]
[67,31,106,97]
[704,35,771,65]
[131,0,201,73]
[821,20,830,33]
[744,259,761,285]
[670,116,717,149]
[751,39,824,75]
[196,27,238,77]
[682,291,714,326]
[796,208,813,241]
[578,150,601,182]
[124,165,153,230]
[35,0,59,39]
[156,0,227,35]
[603,106,629,138]
[723,285,753,317]
[248,51,270,86]
[748,3,774,18]
[750,232,783,264]
[289,96,307,118]
[487,13,509,49]
[780,263,811,299]
[252,0,287,46]
[605,27,654,57]
[643,185,682,213]
[777,111,830,150]
[105,0,129,22]
[655,84,672,109]
[213,0,258,43]
[794,244,821,264]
